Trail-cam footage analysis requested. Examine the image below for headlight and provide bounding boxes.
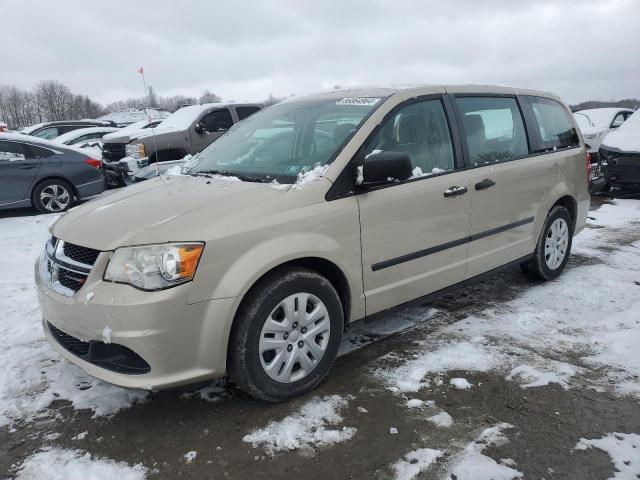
[104,243,204,291]
[125,143,146,159]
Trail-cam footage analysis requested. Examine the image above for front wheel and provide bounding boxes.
[33,179,74,213]
[228,267,344,402]
[521,205,573,281]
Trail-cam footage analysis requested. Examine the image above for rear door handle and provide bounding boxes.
[475,178,496,190]
[443,185,468,197]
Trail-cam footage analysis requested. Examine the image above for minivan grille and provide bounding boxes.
[44,238,101,296]
[63,242,101,265]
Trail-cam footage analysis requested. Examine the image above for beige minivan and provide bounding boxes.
[36,85,590,401]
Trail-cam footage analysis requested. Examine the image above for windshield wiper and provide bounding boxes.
[190,170,266,183]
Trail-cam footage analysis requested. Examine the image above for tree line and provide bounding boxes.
[0,80,104,129]
[0,80,286,130]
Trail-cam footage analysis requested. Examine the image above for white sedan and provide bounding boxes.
[574,108,635,159]
[53,126,120,159]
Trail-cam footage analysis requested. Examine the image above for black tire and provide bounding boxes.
[521,205,573,281]
[228,267,344,402]
[32,179,75,213]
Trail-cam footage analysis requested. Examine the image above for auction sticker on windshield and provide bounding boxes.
[336,97,381,106]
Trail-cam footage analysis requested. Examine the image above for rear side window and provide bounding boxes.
[0,141,26,160]
[527,97,579,151]
[362,99,455,176]
[34,126,59,139]
[236,106,261,121]
[455,96,528,165]
[25,144,55,159]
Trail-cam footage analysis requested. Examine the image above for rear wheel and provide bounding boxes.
[228,267,344,402]
[521,205,572,281]
[33,179,74,213]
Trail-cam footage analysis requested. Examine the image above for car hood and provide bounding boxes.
[601,128,640,154]
[103,125,185,144]
[52,175,295,251]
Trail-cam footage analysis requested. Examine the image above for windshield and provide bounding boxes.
[187,96,385,183]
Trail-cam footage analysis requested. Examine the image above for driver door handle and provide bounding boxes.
[475,178,496,190]
[443,185,468,197]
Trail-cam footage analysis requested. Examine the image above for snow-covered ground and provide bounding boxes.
[2,199,640,478]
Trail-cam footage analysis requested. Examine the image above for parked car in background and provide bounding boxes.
[574,108,635,160]
[596,110,640,193]
[37,85,589,401]
[21,120,117,140]
[0,133,105,213]
[53,126,120,147]
[0,121,7,132]
[101,103,262,187]
[52,126,120,160]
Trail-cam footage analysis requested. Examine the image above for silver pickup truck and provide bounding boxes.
[101,102,262,186]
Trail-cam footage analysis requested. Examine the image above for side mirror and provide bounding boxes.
[195,122,205,134]
[357,151,412,186]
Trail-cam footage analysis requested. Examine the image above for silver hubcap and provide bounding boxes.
[40,184,70,212]
[544,218,569,270]
[259,292,331,383]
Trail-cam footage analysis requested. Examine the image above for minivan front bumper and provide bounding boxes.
[35,253,237,390]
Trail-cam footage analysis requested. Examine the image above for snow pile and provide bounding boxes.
[445,424,522,480]
[183,451,197,463]
[427,411,454,428]
[13,448,147,480]
[506,362,577,389]
[243,395,356,455]
[450,378,473,390]
[0,215,147,427]
[376,199,640,399]
[180,381,228,402]
[410,166,447,179]
[295,164,329,187]
[377,340,502,393]
[165,165,183,176]
[575,433,640,479]
[392,448,444,480]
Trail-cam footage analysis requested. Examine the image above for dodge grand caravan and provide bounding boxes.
[36,85,589,401]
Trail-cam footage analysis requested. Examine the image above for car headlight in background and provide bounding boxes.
[125,142,146,159]
[104,243,204,290]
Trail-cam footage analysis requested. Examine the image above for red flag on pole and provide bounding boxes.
[137,67,144,75]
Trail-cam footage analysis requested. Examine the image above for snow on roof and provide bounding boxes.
[98,108,169,125]
[154,103,223,131]
[601,109,640,153]
[0,132,96,156]
[53,126,119,145]
[574,108,634,128]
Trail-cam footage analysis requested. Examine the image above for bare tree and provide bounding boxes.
[199,90,222,104]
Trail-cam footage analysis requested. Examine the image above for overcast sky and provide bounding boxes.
[2,0,639,106]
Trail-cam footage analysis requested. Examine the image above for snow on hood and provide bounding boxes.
[601,110,640,153]
[51,174,297,251]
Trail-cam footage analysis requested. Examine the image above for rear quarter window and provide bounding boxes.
[525,96,579,152]
[236,106,261,121]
